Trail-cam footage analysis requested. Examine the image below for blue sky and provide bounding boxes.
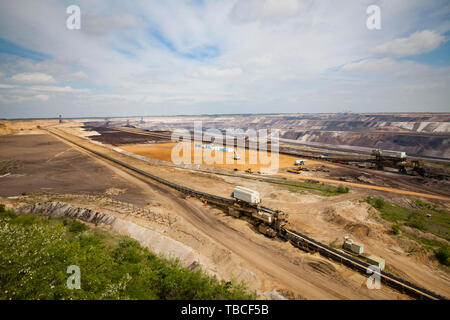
[0,0,449,118]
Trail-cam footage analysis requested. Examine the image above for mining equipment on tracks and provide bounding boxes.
[229,186,288,237]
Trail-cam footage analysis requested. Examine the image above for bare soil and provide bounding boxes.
[2,120,449,299]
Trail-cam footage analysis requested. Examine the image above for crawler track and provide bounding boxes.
[45,128,446,300]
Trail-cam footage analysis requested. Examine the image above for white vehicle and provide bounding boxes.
[295,160,306,166]
[232,186,260,204]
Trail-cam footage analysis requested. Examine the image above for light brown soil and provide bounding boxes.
[41,128,411,299]
[3,120,448,299]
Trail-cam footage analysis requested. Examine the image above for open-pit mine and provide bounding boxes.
[0,113,449,300]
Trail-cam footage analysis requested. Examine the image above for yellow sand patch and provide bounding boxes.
[122,141,336,173]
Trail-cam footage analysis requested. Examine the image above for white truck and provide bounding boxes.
[295,159,306,166]
[232,186,261,204]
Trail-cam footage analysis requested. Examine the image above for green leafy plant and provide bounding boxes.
[0,210,255,300]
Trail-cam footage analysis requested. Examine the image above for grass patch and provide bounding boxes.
[412,236,450,267]
[267,179,350,196]
[0,206,255,300]
[366,196,450,241]
[366,196,411,222]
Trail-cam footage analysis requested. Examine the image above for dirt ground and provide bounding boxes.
[0,130,408,299]
[0,119,59,135]
[55,125,450,298]
[1,121,449,299]
[0,133,151,205]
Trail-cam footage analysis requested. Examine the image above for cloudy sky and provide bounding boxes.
[0,0,449,118]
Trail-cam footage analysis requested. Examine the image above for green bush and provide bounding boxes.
[337,185,349,194]
[0,206,17,219]
[392,223,401,235]
[435,245,450,266]
[0,204,5,212]
[68,220,88,233]
[373,198,385,209]
[407,212,427,231]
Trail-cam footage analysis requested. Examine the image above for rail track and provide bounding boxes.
[46,128,446,300]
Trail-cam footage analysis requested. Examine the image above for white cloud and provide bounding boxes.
[29,85,90,93]
[229,0,308,23]
[186,67,243,78]
[11,72,56,84]
[34,94,49,101]
[0,84,15,89]
[341,58,397,73]
[0,1,449,115]
[371,30,445,57]
[69,71,88,80]
[341,58,431,78]
[82,14,143,35]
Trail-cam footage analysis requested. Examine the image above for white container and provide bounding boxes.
[367,255,385,270]
[233,186,261,204]
[343,237,364,255]
[382,150,406,158]
[372,149,406,159]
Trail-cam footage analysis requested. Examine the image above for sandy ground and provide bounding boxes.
[0,119,58,135]
[0,128,410,299]
[2,121,449,299]
[122,141,335,173]
[49,125,450,298]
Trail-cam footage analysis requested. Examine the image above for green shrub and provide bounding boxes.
[407,212,427,231]
[435,245,450,266]
[392,223,401,235]
[337,185,349,194]
[68,220,88,233]
[0,204,5,212]
[0,207,17,219]
[373,198,385,209]
[12,215,36,226]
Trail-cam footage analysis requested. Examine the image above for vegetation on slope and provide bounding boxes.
[268,178,349,196]
[366,197,449,266]
[0,205,255,300]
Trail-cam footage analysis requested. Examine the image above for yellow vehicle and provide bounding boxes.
[287,166,303,174]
